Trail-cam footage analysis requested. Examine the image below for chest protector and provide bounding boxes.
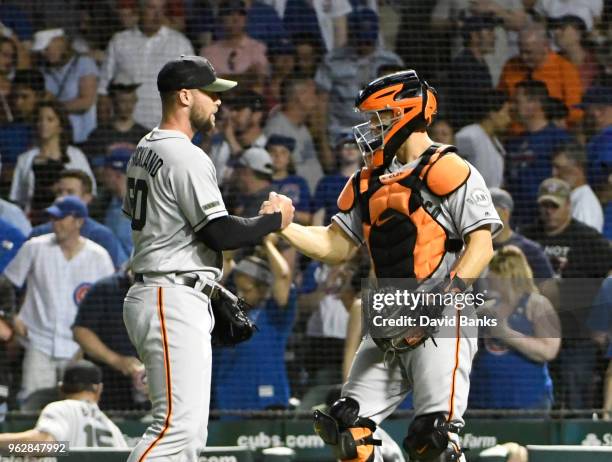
[337,144,470,281]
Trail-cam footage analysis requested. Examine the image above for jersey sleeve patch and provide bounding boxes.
[203,201,221,211]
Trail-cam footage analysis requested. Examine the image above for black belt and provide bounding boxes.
[134,273,217,298]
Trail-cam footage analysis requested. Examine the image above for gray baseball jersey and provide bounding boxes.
[332,155,503,279]
[35,399,127,447]
[122,128,228,280]
[123,126,224,462]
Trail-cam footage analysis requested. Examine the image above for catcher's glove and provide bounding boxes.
[210,284,257,346]
[372,275,468,359]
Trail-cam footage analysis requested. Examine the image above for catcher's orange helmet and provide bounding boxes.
[353,70,438,168]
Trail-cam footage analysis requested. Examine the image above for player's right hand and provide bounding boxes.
[260,192,295,229]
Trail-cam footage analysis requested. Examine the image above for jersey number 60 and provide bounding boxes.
[127,177,148,231]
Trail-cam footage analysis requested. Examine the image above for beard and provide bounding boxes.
[189,106,215,133]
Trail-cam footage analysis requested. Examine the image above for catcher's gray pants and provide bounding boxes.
[343,311,478,462]
[124,282,213,462]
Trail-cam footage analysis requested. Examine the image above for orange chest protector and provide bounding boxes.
[337,144,470,281]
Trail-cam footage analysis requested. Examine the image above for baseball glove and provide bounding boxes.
[210,284,257,347]
[371,296,444,359]
[371,276,468,359]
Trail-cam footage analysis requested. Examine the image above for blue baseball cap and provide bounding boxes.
[268,37,295,57]
[461,14,500,33]
[335,131,358,148]
[348,9,379,44]
[45,195,88,219]
[266,134,296,152]
[105,147,132,172]
[575,86,612,108]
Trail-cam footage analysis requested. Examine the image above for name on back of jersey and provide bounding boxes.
[129,146,164,177]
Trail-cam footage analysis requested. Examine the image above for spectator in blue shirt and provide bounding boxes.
[0,218,26,273]
[605,201,612,240]
[244,0,287,49]
[213,236,295,413]
[217,0,288,50]
[188,0,287,53]
[0,70,46,186]
[312,132,362,226]
[100,147,133,256]
[579,87,612,240]
[269,135,311,225]
[505,80,572,226]
[0,2,33,41]
[577,86,612,189]
[283,0,325,53]
[30,169,127,268]
[470,245,561,410]
[586,277,612,418]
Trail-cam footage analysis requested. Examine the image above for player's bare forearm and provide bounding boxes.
[0,429,54,447]
[452,227,495,282]
[279,222,357,265]
[343,298,363,382]
[263,237,291,307]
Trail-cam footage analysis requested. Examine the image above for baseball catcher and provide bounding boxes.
[265,69,502,461]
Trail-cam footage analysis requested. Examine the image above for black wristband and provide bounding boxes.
[197,212,282,251]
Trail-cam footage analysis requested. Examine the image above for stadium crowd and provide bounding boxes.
[0,0,611,424]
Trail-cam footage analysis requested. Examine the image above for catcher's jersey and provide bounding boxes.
[123,128,228,280]
[34,399,127,447]
[332,155,503,279]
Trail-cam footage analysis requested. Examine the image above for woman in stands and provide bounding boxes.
[470,245,561,411]
[10,100,94,225]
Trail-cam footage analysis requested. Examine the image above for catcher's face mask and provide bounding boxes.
[353,108,402,168]
[353,70,438,169]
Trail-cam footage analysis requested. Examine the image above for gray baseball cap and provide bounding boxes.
[489,187,514,212]
[157,55,237,93]
[234,256,273,285]
[238,147,274,175]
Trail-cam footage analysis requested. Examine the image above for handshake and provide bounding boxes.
[259,191,295,230]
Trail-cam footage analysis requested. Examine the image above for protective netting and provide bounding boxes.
[0,0,610,418]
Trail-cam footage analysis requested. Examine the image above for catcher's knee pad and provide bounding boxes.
[402,412,463,462]
[313,397,382,462]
